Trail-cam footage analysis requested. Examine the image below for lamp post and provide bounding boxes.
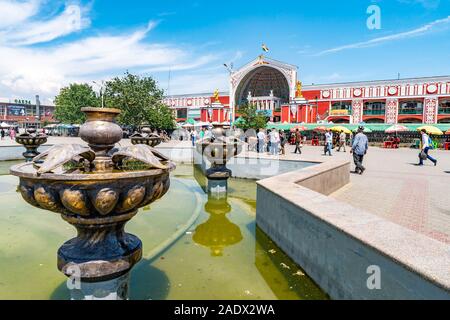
[93,81,105,108]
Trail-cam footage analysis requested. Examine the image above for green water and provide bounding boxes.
[0,163,328,300]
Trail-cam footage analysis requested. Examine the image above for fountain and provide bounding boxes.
[10,107,175,299]
[131,127,162,147]
[15,127,48,162]
[196,124,243,196]
[193,195,243,257]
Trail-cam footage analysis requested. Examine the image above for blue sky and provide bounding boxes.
[0,0,449,103]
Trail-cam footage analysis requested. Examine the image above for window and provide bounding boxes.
[364,101,385,115]
[331,101,352,110]
[330,101,351,116]
[399,100,423,115]
[438,99,450,114]
[177,109,188,119]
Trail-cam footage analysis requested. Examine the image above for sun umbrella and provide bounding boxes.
[0,122,11,128]
[290,126,308,132]
[385,124,409,134]
[314,126,328,132]
[417,126,443,136]
[331,126,352,134]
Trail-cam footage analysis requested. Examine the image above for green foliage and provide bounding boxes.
[54,83,100,124]
[235,103,269,130]
[104,72,176,129]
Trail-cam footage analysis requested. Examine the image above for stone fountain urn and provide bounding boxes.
[196,124,242,195]
[130,127,162,147]
[10,108,175,286]
[196,124,243,180]
[15,127,48,162]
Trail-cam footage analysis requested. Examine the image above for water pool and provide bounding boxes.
[0,162,328,300]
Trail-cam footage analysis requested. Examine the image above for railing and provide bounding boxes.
[398,109,424,115]
[363,109,385,115]
[438,108,450,115]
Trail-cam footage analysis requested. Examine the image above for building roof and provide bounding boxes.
[304,75,450,90]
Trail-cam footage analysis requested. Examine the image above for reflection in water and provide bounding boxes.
[193,196,243,257]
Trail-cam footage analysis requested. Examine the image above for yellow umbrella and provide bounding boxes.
[330,126,352,134]
[417,126,443,136]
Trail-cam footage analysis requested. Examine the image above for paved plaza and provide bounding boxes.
[3,136,449,244]
[239,143,450,244]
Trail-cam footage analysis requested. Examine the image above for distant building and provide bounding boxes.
[0,96,56,128]
[163,56,450,125]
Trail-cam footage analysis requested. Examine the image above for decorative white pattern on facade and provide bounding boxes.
[351,100,363,124]
[319,80,450,101]
[424,97,438,124]
[385,99,399,124]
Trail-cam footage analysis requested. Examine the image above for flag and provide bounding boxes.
[262,44,269,52]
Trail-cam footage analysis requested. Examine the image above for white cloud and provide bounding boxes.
[0,0,40,28]
[3,5,88,45]
[0,3,221,102]
[317,15,450,56]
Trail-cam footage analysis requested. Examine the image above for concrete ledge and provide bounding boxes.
[256,160,450,300]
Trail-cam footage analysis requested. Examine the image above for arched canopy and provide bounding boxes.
[235,66,290,106]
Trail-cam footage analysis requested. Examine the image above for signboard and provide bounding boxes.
[8,105,26,116]
[330,109,349,116]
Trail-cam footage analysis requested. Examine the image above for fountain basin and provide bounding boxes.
[15,129,48,162]
[10,161,175,281]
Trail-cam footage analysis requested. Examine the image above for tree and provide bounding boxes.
[54,83,100,124]
[104,72,175,129]
[235,103,269,130]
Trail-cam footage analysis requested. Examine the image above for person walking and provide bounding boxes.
[337,130,347,152]
[324,130,333,156]
[192,130,199,147]
[279,130,286,155]
[0,129,4,140]
[351,126,369,174]
[269,128,280,155]
[257,129,266,154]
[9,127,16,140]
[418,129,437,166]
[294,129,302,154]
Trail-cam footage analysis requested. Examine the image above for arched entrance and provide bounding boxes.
[234,66,290,107]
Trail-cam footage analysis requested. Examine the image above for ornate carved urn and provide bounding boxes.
[131,127,162,147]
[15,127,48,162]
[10,107,175,283]
[196,124,243,180]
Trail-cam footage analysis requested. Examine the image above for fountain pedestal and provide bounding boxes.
[11,107,175,296]
[69,273,130,300]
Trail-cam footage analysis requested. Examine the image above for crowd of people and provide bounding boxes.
[179,125,443,174]
[0,127,17,140]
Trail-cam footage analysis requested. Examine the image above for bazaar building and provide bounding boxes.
[163,56,450,125]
